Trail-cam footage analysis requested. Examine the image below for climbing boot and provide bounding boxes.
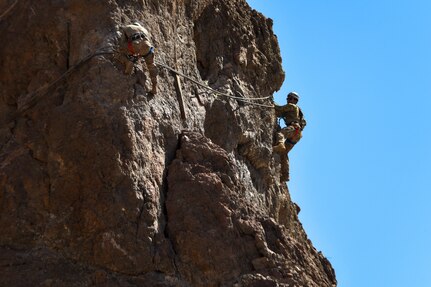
[272,142,287,154]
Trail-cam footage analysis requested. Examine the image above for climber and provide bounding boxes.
[273,92,307,181]
[120,21,158,95]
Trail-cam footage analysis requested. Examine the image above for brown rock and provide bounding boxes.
[0,0,336,286]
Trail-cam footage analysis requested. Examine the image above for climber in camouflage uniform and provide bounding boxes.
[120,21,158,95]
[273,92,307,181]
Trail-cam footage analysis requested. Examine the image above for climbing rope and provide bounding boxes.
[154,60,274,108]
[165,2,271,107]
[18,48,114,113]
[18,45,274,113]
[0,0,18,21]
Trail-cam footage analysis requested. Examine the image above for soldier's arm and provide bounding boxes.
[274,104,285,117]
[301,118,307,130]
[299,108,307,130]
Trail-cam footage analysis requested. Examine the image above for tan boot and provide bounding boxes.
[273,142,286,154]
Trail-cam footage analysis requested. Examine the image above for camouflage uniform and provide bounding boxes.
[273,102,306,181]
[120,23,158,94]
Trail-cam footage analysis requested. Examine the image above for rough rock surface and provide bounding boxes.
[0,0,336,286]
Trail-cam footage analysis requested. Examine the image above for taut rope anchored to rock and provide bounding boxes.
[0,0,18,21]
[154,60,274,108]
[18,47,274,114]
[17,48,115,114]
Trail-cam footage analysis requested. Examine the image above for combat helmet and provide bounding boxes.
[287,91,299,101]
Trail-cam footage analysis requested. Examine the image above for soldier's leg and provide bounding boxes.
[273,126,295,154]
[135,66,147,87]
[273,131,286,153]
[124,58,134,75]
[144,52,158,94]
[284,141,295,154]
[284,126,302,153]
[116,53,134,75]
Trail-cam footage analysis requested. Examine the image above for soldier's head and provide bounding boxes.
[287,92,299,104]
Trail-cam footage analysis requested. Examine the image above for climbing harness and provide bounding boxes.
[127,41,136,55]
[285,137,298,146]
[294,126,300,137]
[126,54,139,63]
[127,47,154,63]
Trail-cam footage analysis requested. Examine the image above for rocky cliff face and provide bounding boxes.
[0,0,336,286]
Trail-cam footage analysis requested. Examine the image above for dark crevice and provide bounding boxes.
[135,189,146,242]
[66,22,71,70]
[158,132,183,275]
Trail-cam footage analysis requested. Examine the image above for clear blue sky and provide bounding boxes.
[247,1,431,286]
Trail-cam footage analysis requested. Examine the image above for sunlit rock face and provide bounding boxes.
[0,0,335,286]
